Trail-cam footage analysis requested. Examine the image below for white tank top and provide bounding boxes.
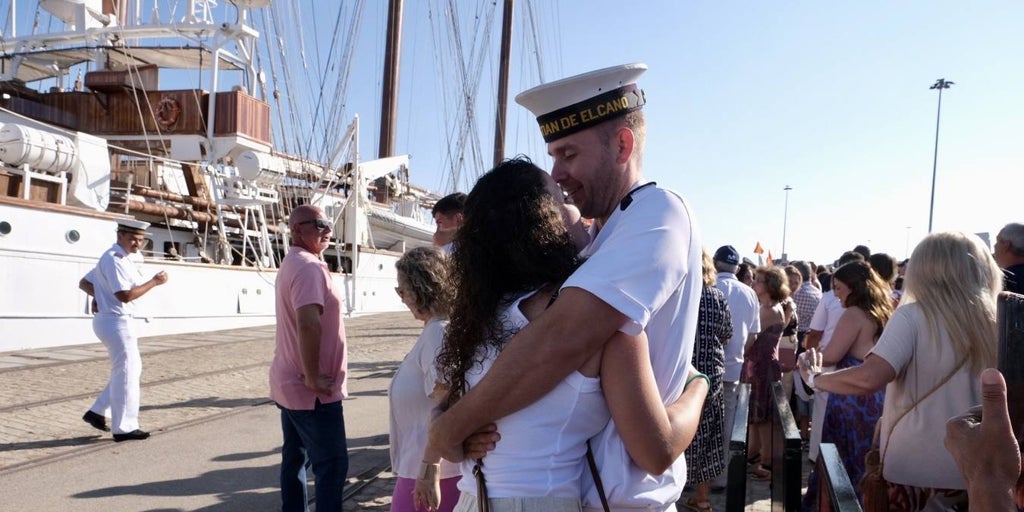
[456,291,610,499]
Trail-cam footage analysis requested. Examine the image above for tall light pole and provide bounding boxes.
[782,185,792,261]
[928,78,953,233]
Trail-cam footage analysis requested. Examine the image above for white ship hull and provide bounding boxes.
[0,199,408,351]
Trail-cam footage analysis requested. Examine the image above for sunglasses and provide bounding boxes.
[299,219,333,231]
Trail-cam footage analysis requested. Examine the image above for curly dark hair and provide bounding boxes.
[437,156,581,407]
[832,261,893,338]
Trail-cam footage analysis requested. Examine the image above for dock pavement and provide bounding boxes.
[0,312,783,511]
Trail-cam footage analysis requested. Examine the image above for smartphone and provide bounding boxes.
[997,291,1024,442]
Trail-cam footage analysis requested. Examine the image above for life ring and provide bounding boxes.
[156,97,181,128]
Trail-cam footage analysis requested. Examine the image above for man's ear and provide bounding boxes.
[615,127,635,165]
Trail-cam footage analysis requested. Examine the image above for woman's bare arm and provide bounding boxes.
[601,331,707,475]
[819,309,860,366]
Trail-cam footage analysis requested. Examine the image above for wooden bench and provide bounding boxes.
[725,383,751,512]
[814,443,863,511]
[770,380,803,511]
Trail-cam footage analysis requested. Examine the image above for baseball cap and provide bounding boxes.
[714,245,741,266]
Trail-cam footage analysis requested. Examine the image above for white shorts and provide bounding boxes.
[454,492,581,512]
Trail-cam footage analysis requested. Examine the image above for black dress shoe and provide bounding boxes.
[113,429,150,442]
[82,411,109,432]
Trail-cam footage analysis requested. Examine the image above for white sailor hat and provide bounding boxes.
[515,63,648,142]
[116,219,150,235]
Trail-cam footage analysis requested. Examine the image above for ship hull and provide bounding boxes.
[0,199,407,351]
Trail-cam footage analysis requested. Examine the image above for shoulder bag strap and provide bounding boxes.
[586,440,612,512]
[879,358,966,460]
[472,458,490,512]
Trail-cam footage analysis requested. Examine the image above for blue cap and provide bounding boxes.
[714,245,740,266]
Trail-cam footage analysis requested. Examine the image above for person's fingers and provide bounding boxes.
[979,368,1015,440]
[474,422,498,434]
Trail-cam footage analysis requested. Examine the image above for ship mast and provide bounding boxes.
[492,0,514,167]
[378,0,403,159]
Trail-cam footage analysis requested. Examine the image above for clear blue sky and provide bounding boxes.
[9,1,1023,265]
[359,0,1024,265]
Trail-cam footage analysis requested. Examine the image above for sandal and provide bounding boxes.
[749,464,771,481]
[681,497,713,512]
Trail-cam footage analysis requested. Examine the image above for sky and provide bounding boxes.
[6,1,1023,265]
[354,0,1024,265]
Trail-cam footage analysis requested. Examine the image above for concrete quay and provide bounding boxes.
[0,312,783,511]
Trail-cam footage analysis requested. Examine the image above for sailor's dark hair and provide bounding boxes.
[432,192,467,216]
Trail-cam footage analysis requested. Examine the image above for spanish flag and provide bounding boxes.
[767,251,774,266]
[753,242,764,255]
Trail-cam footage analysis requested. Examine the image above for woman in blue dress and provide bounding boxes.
[801,261,893,510]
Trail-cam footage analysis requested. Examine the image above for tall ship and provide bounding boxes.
[0,0,440,350]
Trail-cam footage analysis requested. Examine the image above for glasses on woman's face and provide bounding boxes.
[299,219,333,232]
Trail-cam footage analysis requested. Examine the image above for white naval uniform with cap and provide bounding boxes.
[516,62,703,511]
[84,242,146,434]
[567,184,703,512]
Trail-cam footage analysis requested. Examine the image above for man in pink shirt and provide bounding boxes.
[270,205,349,512]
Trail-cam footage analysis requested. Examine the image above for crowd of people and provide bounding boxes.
[74,61,1014,511]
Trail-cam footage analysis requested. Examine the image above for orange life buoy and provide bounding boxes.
[156,97,181,128]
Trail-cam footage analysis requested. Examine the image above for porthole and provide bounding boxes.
[66,230,81,243]
[0,221,10,236]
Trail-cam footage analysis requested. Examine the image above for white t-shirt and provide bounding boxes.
[808,291,844,349]
[388,318,460,480]
[84,243,143,316]
[715,273,761,383]
[869,303,980,490]
[456,292,610,499]
[564,184,703,511]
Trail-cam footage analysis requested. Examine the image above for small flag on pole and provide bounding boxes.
[767,251,774,266]
[753,242,764,255]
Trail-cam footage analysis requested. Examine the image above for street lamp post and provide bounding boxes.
[782,185,792,261]
[928,78,953,233]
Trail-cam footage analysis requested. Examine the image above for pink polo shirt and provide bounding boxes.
[269,246,348,410]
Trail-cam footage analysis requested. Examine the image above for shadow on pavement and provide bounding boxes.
[141,397,269,411]
[0,434,106,452]
[72,465,278,500]
[212,448,279,463]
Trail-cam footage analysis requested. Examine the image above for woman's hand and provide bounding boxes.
[798,349,823,388]
[413,469,442,511]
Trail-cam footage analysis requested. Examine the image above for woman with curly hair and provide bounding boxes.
[800,261,892,510]
[414,157,708,512]
[801,232,1002,511]
[389,247,461,512]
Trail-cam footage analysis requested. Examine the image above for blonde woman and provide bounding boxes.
[801,232,1002,511]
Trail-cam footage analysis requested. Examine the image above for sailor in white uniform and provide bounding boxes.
[78,219,168,441]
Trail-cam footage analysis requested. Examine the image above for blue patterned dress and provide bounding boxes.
[801,354,885,510]
[683,286,732,483]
